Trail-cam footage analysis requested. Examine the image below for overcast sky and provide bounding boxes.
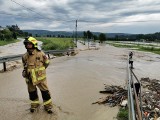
[0,0,160,34]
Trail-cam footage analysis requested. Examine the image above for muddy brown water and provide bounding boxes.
[0,43,160,120]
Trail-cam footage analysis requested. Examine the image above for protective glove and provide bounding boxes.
[25,78,30,84]
[22,70,27,78]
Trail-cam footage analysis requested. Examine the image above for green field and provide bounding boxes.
[0,39,19,46]
[107,41,160,54]
[36,37,75,50]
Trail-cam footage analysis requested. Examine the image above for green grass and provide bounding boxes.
[107,42,160,55]
[117,108,128,120]
[36,37,75,50]
[139,46,160,54]
[109,43,138,48]
[0,39,19,46]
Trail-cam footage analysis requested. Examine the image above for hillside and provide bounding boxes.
[22,30,133,38]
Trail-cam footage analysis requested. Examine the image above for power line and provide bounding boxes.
[4,0,160,28]
[10,0,75,22]
[10,0,43,18]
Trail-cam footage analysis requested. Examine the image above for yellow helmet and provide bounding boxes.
[24,37,38,48]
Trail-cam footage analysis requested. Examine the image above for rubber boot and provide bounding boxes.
[46,108,53,114]
[30,108,36,113]
[44,106,53,114]
[30,104,39,113]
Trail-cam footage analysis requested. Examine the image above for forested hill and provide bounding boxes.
[23,30,160,41]
[22,30,79,37]
[22,30,132,38]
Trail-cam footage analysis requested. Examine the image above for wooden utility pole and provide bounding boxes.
[75,20,77,47]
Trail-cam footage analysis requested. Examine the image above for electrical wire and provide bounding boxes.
[10,0,75,22]
[10,0,160,24]
[2,0,159,32]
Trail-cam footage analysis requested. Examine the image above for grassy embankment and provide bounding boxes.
[37,37,75,50]
[0,39,19,46]
[107,41,160,54]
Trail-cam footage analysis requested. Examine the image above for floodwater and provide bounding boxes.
[0,38,42,70]
[0,38,26,56]
[0,40,160,120]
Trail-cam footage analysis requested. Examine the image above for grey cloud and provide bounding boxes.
[1,0,160,33]
[0,0,4,4]
[120,9,160,17]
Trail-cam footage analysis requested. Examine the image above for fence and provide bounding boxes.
[127,52,143,120]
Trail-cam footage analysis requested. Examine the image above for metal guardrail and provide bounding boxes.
[44,49,73,55]
[0,54,23,63]
[127,52,143,120]
[128,62,136,120]
[0,49,75,71]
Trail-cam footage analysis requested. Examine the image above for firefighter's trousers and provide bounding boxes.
[27,80,52,109]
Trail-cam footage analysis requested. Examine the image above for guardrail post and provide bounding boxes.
[47,54,50,59]
[3,62,6,71]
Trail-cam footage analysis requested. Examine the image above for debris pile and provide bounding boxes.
[92,85,127,107]
[93,78,160,119]
[141,77,160,94]
[141,77,160,119]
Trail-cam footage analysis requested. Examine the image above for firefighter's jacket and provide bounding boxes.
[22,49,49,85]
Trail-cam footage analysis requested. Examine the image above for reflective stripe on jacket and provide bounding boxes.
[22,49,49,85]
[28,66,46,84]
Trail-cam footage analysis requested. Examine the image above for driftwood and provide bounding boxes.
[92,85,127,107]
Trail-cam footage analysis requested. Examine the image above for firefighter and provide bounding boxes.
[22,36,53,114]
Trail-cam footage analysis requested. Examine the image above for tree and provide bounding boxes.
[83,31,87,39]
[1,29,12,40]
[0,32,4,40]
[24,32,29,37]
[12,32,17,39]
[93,34,98,41]
[58,34,60,37]
[28,33,32,36]
[7,25,19,32]
[87,30,93,39]
[99,33,106,43]
[35,34,38,37]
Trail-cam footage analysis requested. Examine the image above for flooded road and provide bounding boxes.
[47,45,128,120]
[0,38,26,56]
[0,38,42,70]
[0,41,160,120]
